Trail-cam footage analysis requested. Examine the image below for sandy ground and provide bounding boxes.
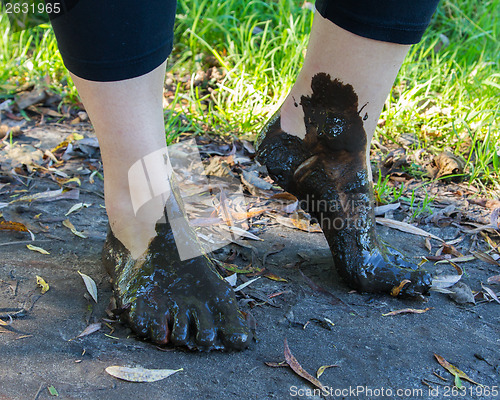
[0,125,498,400]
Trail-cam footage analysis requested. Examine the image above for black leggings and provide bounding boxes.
[47,0,440,82]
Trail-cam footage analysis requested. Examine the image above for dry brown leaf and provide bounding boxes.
[75,322,102,339]
[270,192,299,213]
[284,338,324,391]
[265,361,288,368]
[382,307,433,316]
[434,354,482,386]
[471,251,500,266]
[275,214,322,233]
[63,219,87,238]
[376,218,443,241]
[0,220,29,233]
[487,275,500,284]
[431,262,463,290]
[481,284,500,304]
[105,366,183,382]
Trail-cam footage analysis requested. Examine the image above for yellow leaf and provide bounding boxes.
[27,244,50,254]
[434,354,482,386]
[316,364,338,378]
[263,272,288,282]
[63,219,87,238]
[36,275,49,294]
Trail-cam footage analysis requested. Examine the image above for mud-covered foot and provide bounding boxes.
[102,189,252,351]
[256,73,431,296]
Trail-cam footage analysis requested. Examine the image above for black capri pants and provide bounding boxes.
[47,0,440,82]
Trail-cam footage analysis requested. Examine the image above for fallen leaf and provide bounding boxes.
[382,307,433,316]
[431,262,463,290]
[434,354,482,386]
[11,188,79,204]
[265,361,288,368]
[487,275,500,284]
[241,169,273,191]
[376,218,443,241]
[471,251,500,266]
[284,338,324,391]
[316,364,339,378]
[481,284,500,304]
[78,271,98,303]
[63,219,87,238]
[214,260,262,274]
[0,220,29,233]
[390,279,411,296]
[105,366,183,382]
[27,244,49,255]
[435,255,476,264]
[374,202,401,216]
[65,202,91,216]
[36,275,49,294]
[220,225,262,241]
[275,214,322,233]
[75,322,102,339]
[263,272,288,282]
[47,385,59,397]
[270,192,299,213]
[234,277,261,292]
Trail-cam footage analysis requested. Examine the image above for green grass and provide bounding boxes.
[0,0,498,194]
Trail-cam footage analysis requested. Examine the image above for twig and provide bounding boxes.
[0,239,52,247]
[33,382,44,400]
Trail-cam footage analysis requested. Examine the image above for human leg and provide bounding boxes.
[49,1,251,349]
[257,2,439,295]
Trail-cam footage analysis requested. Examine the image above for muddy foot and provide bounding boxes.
[102,189,252,351]
[256,73,431,296]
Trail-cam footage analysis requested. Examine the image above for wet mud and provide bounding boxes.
[256,73,431,295]
[102,183,252,351]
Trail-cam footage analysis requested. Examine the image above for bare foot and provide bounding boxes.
[256,73,431,296]
[103,188,252,351]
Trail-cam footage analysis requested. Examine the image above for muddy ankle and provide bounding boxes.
[102,189,252,350]
[257,73,431,295]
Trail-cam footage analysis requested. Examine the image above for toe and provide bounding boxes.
[149,313,171,345]
[219,309,252,351]
[190,308,219,350]
[170,309,190,347]
[127,302,150,337]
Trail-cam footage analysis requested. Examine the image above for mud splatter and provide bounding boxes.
[257,73,431,295]
[102,183,251,351]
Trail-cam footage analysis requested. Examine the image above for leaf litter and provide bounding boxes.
[434,354,482,387]
[105,366,183,383]
[78,271,98,303]
[283,338,325,391]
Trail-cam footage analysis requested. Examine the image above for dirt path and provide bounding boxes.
[0,125,498,400]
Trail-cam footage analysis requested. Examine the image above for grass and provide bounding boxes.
[0,0,498,196]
